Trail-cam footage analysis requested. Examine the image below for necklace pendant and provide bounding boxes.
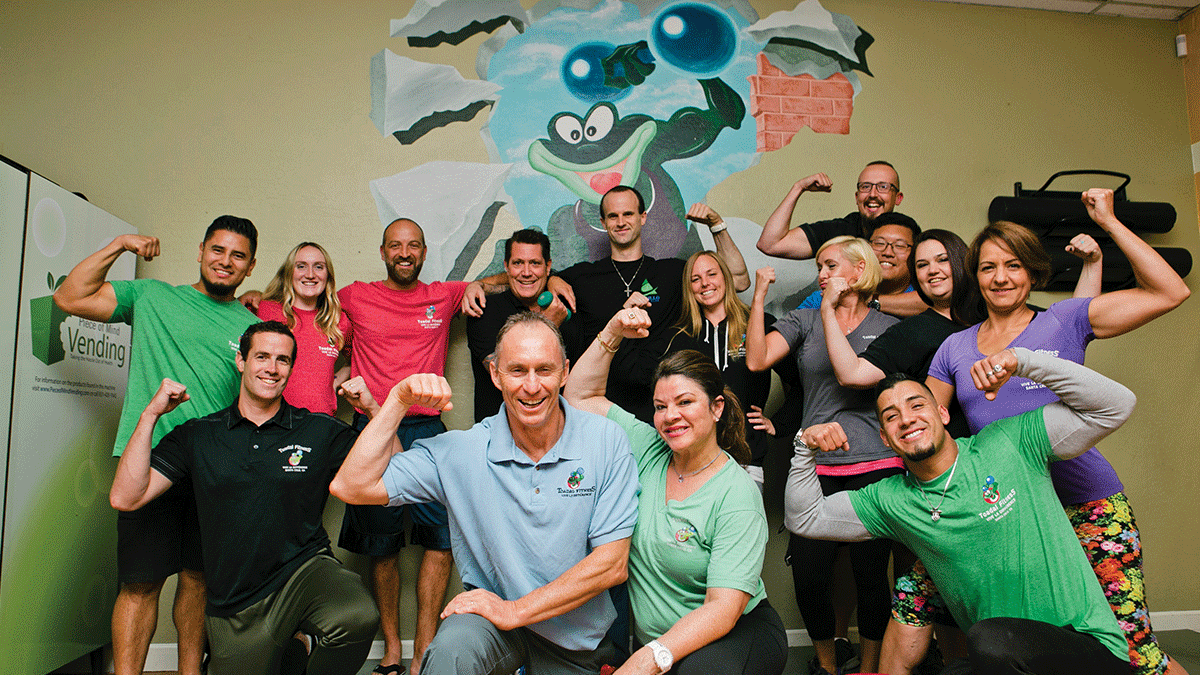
[931,509,941,522]
[624,288,632,297]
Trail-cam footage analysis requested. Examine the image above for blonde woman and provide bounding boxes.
[746,236,899,675]
[258,242,351,414]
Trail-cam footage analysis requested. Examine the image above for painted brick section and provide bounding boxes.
[748,53,854,151]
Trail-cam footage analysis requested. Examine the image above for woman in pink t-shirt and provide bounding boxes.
[257,242,352,415]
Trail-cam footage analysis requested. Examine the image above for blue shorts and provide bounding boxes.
[337,413,451,555]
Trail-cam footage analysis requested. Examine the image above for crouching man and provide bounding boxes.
[110,321,380,675]
[785,347,1135,675]
[332,312,639,675]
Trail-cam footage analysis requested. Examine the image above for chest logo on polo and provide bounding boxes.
[557,466,596,496]
[417,304,444,330]
[639,279,661,303]
[279,444,313,472]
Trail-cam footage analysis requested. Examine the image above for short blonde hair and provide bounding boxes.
[816,236,882,297]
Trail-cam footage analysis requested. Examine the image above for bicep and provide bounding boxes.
[1087,289,1167,339]
[760,331,793,368]
[925,375,955,410]
[57,281,120,322]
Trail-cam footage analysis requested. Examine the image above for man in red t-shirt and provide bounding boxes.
[337,218,469,675]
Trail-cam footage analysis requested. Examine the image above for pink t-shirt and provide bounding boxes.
[338,280,467,417]
[257,300,352,415]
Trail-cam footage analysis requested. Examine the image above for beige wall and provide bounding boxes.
[1182,10,1200,230]
[3,0,1197,645]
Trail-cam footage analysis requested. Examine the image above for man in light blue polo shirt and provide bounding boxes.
[332,312,639,675]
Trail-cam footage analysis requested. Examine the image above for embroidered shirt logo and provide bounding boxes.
[279,444,312,472]
[981,475,1000,504]
[567,468,584,489]
[556,466,596,496]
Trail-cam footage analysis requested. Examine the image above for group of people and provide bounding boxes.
[52,157,1190,675]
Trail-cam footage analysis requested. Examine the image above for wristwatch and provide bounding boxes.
[647,639,674,672]
[867,297,881,310]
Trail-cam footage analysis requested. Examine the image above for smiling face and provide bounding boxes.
[490,322,568,434]
[236,330,294,406]
[977,238,1033,315]
[855,163,903,221]
[876,380,950,464]
[600,189,646,250]
[869,224,914,286]
[380,219,426,290]
[505,242,551,302]
[689,253,726,313]
[196,229,255,300]
[652,374,723,454]
[290,245,329,309]
[913,239,953,307]
[816,244,864,291]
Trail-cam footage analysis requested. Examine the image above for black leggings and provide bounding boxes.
[938,617,1128,675]
[637,600,788,675]
[787,467,903,642]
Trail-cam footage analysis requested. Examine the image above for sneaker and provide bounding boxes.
[807,654,838,675]
[835,637,861,673]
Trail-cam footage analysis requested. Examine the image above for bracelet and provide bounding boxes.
[597,335,619,353]
[707,220,728,234]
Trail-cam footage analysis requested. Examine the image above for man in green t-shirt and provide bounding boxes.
[784,348,1135,675]
[55,216,259,675]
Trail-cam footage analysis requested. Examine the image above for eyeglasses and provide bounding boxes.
[856,182,898,194]
[870,239,912,253]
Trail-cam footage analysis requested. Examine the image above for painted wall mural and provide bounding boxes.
[369,0,874,308]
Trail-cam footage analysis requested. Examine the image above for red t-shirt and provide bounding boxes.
[256,300,352,415]
[338,280,467,417]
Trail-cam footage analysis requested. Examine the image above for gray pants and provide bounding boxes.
[205,554,379,675]
[421,612,616,675]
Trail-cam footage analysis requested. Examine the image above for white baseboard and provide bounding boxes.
[55,612,1200,673]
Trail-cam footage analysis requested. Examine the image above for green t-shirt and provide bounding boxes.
[109,279,259,456]
[607,406,768,644]
[848,410,1128,662]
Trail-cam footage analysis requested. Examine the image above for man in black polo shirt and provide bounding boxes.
[110,321,380,675]
[465,228,575,422]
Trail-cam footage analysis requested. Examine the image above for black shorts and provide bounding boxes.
[117,479,203,584]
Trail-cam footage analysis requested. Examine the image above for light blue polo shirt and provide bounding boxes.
[382,397,640,651]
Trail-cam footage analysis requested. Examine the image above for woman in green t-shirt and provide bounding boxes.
[566,307,787,675]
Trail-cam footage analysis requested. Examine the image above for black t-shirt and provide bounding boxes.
[664,314,776,465]
[465,290,580,422]
[799,212,870,253]
[560,256,685,423]
[858,308,970,438]
[150,402,357,616]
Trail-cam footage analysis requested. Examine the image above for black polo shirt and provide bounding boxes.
[150,400,357,616]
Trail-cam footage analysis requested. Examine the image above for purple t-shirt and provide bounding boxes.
[928,297,1123,505]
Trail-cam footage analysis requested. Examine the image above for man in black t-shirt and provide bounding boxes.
[465,228,574,422]
[110,321,380,675]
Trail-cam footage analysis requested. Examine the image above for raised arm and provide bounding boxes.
[756,174,832,259]
[562,307,652,417]
[970,347,1136,460]
[330,374,452,505]
[687,203,750,291]
[876,290,928,318]
[54,234,160,320]
[440,536,630,631]
[336,376,400,457]
[1082,188,1190,339]
[1066,232,1103,299]
[744,267,792,371]
[110,378,186,511]
[821,277,885,388]
[784,436,874,541]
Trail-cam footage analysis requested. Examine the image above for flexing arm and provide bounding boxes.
[970,347,1136,460]
[54,234,160,320]
[439,537,630,630]
[329,374,453,505]
[783,435,874,541]
[1083,188,1190,338]
[563,307,652,417]
[687,203,750,291]
[756,174,831,259]
[336,376,401,457]
[821,277,885,388]
[110,379,185,511]
[877,290,928,318]
[1067,233,1103,299]
[744,267,792,371]
[617,588,751,675]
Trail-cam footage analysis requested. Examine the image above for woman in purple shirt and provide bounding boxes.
[920,189,1190,675]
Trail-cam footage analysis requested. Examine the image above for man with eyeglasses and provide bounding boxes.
[757,162,926,317]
